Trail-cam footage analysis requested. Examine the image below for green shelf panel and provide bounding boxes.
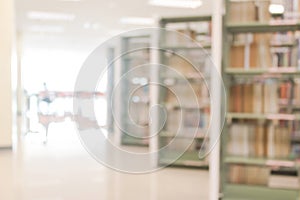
[226,22,300,33]
[224,157,266,166]
[161,45,211,50]
[225,67,300,76]
[160,131,205,139]
[270,42,297,47]
[123,56,149,61]
[122,34,150,39]
[159,150,207,167]
[121,135,148,147]
[161,74,210,80]
[159,159,208,167]
[224,156,298,168]
[161,150,201,160]
[160,15,212,24]
[226,113,266,120]
[224,184,300,200]
[164,103,210,110]
[226,113,300,121]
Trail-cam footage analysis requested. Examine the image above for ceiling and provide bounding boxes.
[15,0,212,51]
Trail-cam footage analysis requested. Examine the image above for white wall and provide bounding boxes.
[0,0,14,147]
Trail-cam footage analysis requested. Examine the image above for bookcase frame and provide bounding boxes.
[221,0,300,199]
[154,15,212,168]
[115,33,152,147]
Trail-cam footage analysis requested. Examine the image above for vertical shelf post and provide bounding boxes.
[210,0,223,199]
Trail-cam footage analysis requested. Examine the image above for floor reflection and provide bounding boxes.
[0,122,209,200]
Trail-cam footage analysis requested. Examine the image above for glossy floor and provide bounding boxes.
[0,122,209,200]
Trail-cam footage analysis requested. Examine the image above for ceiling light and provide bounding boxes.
[83,22,100,30]
[149,0,202,9]
[91,23,99,29]
[83,22,91,29]
[27,11,76,21]
[59,0,81,2]
[29,25,64,33]
[269,4,285,14]
[120,17,155,25]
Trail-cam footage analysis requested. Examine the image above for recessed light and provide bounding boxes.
[83,22,100,30]
[149,0,202,9]
[92,23,99,29]
[27,11,76,21]
[83,22,91,29]
[58,0,81,2]
[29,25,65,33]
[120,17,155,25]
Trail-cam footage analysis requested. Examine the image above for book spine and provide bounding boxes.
[267,123,275,158]
[253,82,263,113]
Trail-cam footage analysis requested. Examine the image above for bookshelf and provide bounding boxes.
[222,0,300,199]
[116,34,151,146]
[154,16,212,167]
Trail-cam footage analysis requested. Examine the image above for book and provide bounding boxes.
[252,33,272,68]
[229,165,269,186]
[271,47,291,67]
[243,83,254,113]
[277,125,291,158]
[183,109,200,128]
[254,124,266,158]
[230,34,246,68]
[268,174,300,189]
[291,144,300,158]
[228,1,256,23]
[267,123,276,158]
[230,32,299,69]
[228,123,251,157]
[181,29,197,46]
[228,164,245,184]
[230,79,300,113]
[279,81,292,100]
[229,83,243,112]
[267,123,291,159]
[294,79,300,104]
[264,80,278,114]
[165,28,197,46]
[255,1,271,22]
[246,166,269,185]
[252,82,264,113]
[167,54,195,76]
[230,34,253,68]
[166,109,181,134]
[199,108,210,130]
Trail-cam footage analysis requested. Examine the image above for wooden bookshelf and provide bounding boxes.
[222,0,300,199]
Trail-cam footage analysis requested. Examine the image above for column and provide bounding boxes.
[0,0,15,148]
